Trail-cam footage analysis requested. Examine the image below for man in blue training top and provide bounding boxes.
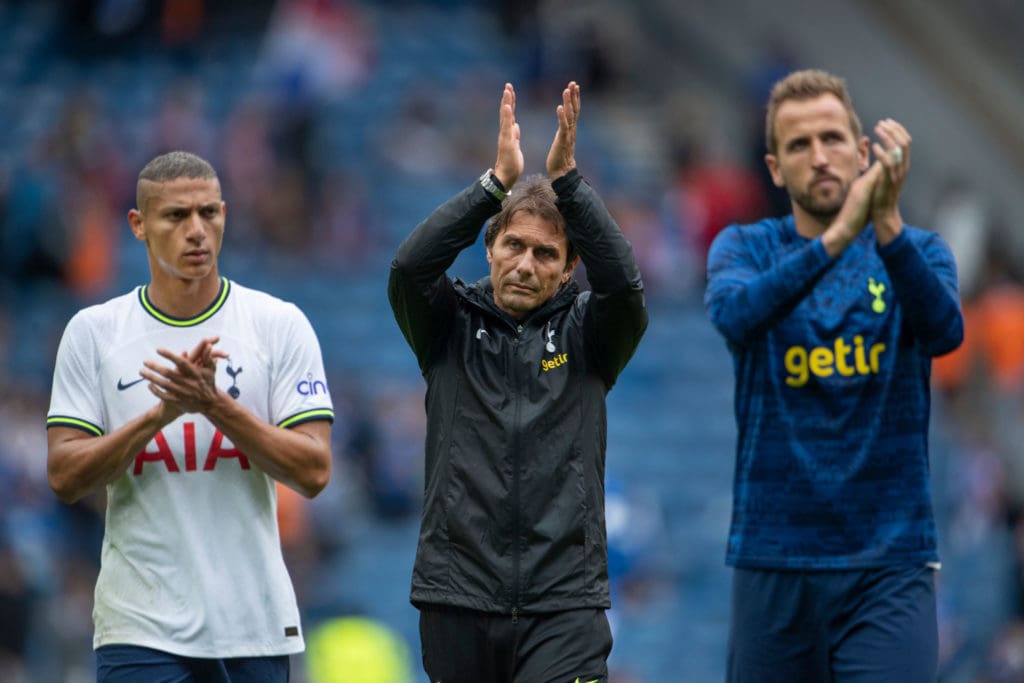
[705,69,963,682]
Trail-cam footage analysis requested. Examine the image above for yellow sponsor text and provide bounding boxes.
[784,335,885,387]
[541,353,569,372]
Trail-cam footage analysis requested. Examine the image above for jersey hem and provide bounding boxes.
[93,632,305,659]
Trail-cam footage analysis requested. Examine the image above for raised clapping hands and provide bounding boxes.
[140,336,229,421]
[493,83,524,190]
[492,81,582,189]
[824,119,910,255]
[869,118,910,242]
[546,81,580,180]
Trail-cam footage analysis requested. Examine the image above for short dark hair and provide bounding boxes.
[136,151,218,210]
[484,174,577,266]
[765,69,863,155]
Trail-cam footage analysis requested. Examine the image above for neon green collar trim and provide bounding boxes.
[139,277,230,327]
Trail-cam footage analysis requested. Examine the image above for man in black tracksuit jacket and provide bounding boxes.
[388,81,647,683]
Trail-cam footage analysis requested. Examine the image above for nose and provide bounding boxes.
[184,212,206,242]
[810,139,828,168]
[515,250,536,276]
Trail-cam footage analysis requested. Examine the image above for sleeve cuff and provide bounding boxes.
[552,168,582,196]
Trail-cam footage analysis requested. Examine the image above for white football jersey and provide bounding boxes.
[47,278,333,658]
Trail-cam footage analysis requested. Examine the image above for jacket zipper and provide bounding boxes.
[511,323,524,621]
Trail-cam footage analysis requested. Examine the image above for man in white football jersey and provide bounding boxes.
[46,151,334,682]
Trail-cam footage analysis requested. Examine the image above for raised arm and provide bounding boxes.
[389,83,523,366]
[547,82,647,384]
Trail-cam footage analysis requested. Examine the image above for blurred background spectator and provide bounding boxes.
[2,0,1023,680]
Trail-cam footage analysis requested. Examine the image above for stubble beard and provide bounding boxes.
[791,180,849,221]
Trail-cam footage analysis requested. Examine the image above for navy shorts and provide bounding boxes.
[419,605,612,683]
[727,564,937,683]
[95,644,290,683]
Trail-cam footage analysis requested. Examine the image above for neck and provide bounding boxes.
[791,202,832,240]
[146,271,222,318]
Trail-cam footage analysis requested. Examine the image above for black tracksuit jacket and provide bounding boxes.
[388,169,647,615]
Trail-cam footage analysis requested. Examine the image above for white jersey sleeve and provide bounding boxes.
[268,302,334,428]
[48,307,107,436]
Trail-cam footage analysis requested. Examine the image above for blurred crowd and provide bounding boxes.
[0,0,1022,681]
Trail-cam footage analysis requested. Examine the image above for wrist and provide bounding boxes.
[872,209,903,245]
[480,169,509,201]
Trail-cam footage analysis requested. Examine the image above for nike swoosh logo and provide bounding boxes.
[116,377,145,391]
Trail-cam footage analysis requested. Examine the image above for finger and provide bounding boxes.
[187,338,217,365]
[562,86,577,126]
[154,347,192,370]
[874,119,910,162]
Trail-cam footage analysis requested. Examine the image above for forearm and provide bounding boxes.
[706,235,833,346]
[203,391,331,498]
[554,170,642,294]
[879,231,963,355]
[48,405,177,503]
[392,180,500,284]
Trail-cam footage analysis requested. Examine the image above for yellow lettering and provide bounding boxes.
[809,347,834,377]
[853,335,870,374]
[834,336,854,376]
[870,343,885,372]
[540,353,569,372]
[785,336,885,387]
[784,346,808,387]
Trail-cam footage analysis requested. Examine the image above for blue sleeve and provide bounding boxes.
[704,224,833,347]
[877,229,963,356]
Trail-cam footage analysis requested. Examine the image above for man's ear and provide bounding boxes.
[765,153,785,188]
[857,135,871,172]
[128,209,146,242]
[562,256,579,283]
[486,247,492,264]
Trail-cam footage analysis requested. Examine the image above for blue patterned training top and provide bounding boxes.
[705,215,962,570]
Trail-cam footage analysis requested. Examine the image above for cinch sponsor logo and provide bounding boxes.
[297,373,328,395]
[541,353,569,372]
[784,335,886,387]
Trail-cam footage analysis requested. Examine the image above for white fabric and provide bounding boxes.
[48,280,332,658]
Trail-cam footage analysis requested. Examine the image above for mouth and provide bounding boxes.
[506,282,536,294]
[811,175,840,189]
[184,250,209,263]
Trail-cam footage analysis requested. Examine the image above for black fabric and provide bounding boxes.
[388,171,647,616]
[419,605,611,683]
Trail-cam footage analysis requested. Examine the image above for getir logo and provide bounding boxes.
[784,335,886,387]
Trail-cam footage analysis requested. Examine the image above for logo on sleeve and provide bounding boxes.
[297,373,328,396]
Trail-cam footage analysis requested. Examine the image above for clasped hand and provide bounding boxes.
[140,336,228,420]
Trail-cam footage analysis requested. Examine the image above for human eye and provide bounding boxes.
[787,138,808,153]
